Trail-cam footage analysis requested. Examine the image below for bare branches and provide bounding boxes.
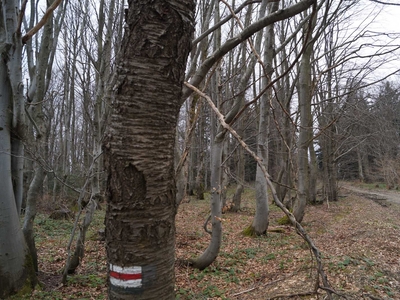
[22,0,63,44]
[369,0,400,6]
[182,0,316,101]
[16,0,28,35]
[185,81,336,300]
[192,0,261,46]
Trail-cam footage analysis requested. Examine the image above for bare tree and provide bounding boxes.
[190,0,316,269]
[0,0,62,296]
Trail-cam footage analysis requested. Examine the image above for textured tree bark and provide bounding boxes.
[103,1,194,299]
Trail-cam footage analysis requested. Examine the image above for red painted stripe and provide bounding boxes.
[110,271,142,281]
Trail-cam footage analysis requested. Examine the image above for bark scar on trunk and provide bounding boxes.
[121,162,147,208]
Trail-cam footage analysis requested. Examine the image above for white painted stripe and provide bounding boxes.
[109,264,143,289]
[109,264,142,274]
[110,277,142,288]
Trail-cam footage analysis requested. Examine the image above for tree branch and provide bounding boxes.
[192,0,261,46]
[185,81,336,300]
[17,0,28,35]
[182,0,316,101]
[369,0,400,5]
[22,0,63,44]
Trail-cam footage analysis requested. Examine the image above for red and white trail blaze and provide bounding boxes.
[109,264,142,288]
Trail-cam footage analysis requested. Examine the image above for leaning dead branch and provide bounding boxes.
[22,0,63,44]
[185,81,338,300]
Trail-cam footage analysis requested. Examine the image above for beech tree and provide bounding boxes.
[0,1,35,296]
[0,0,62,296]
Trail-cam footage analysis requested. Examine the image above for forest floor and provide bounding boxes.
[11,181,400,300]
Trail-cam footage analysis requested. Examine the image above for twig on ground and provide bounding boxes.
[230,277,285,297]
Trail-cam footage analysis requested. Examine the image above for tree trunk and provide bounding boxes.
[294,10,316,223]
[249,0,278,235]
[0,34,35,297]
[231,126,244,212]
[309,141,318,203]
[190,133,224,270]
[23,0,62,271]
[195,154,205,200]
[67,199,97,274]
[67,0,117,275]
[103,1,194,299]
[22,166,46,273]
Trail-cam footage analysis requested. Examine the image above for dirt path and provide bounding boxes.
[339,181,400,205]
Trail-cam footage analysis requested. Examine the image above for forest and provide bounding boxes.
[1,0,400,299]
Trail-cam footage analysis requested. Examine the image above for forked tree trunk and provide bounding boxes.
[23,0,63,272]
[103,1,194,299]
[0,30,35,299]
[0,1,37,296]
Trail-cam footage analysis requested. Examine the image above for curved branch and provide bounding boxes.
[182,0,316,100]
[369,0,400,5]
[192,0,261,46]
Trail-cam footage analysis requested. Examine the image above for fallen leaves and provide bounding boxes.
[17,183,400,299]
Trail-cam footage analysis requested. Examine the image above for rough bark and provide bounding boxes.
[103,1,194,299]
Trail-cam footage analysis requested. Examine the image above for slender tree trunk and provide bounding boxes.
[67,0,117,274]
[309,141,318,203]
[195,153,205,200]
[104,1,194,298]
[23,0,61,272]
[231,123,244,212]
[220,140,229,208]
[248,0,278,235]
[357,148,365,182]
[23,166,45,273]
[191,132,224,270]
[294,10,316,223]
